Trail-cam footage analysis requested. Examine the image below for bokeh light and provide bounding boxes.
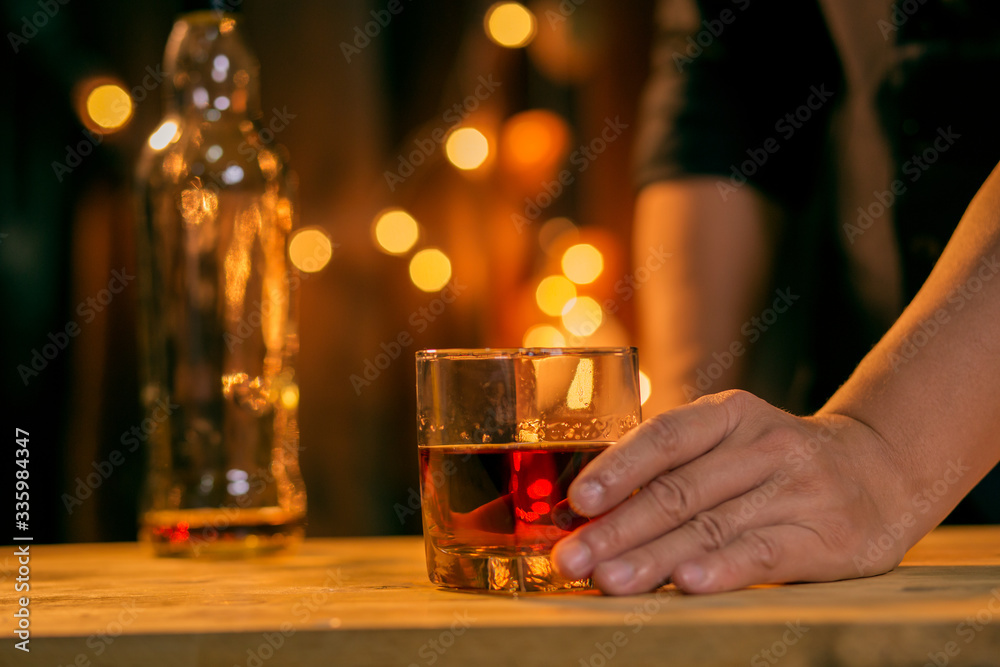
[280,383,300,410]
[444,128,490,170]
[485,2,536,48]
[373,209,419,255]
[522,324,566,348]
[561,296,603,337]
[538,217,579,254]
[535,275,577,317]
[561,243,604,284]
[499,110,570,173]
[639,370,651,406]
[85,83,133,130]
[409,248,452,292]
[288,228,333,273]
[148,120,180,150]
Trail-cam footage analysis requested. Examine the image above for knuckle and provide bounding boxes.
[645,474,695,525]
[643,413,685,460]
[743,530,782,572]
[584,517,628,556]
[688,511,730,551]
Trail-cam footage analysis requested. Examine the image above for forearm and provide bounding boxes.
[635,178,781,413]
[824,161,1000,534]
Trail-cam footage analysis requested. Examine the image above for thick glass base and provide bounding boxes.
[142,507,304,558]
[425,540,593,593]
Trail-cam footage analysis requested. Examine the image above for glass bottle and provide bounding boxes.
[135,7,306,557]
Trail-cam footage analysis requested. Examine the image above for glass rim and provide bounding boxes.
[416,347,637,360]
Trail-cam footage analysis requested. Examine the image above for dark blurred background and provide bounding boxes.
[0,0,654,543]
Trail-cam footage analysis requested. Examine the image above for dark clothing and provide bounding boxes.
[635,0,1000,522]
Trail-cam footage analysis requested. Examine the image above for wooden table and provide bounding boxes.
[11,526,1000,666]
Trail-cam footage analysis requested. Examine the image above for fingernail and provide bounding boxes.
[597,559,635,587]
[555,541,592,576]
[675,563,705,590]
[573,479,604,513]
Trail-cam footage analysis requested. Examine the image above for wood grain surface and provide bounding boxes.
[6,526,1000,666]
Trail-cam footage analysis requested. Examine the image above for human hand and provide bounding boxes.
[551,390,920,594]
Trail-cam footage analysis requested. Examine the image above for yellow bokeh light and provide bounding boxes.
[562,243,604,285]
[522,324,566,348]
[561,296,603,337]
[288,228,333,273]
[280,383,300,410]
[86,84,132,130]
[409,248,452,292]
[148,120,180,150]
[445,128,489,170]
[639,370,651,406]
[535,275,577,317]
[485,2,536,48]
[373,209,420,255]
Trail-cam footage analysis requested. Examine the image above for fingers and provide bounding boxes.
[568,391,748,517]
[672,525,846,594]
[561,484,791,594]
[552,435,780,581]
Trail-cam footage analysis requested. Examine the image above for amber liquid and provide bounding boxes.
[420,441,605,558]
[142,507,304,558]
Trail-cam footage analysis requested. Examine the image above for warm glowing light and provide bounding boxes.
[288,228,333,273]
[373,209,420,255]
[409,248,452,292]
[85,84,132,130]
[522,324,566,348]
[561,296,603,337]
[148,120,180,150]
[562,243,604,284]
[281,383,300,409]
[485,2,536,48]
[445,128,489,170]
[500,110,570,172]
[538,217,579,254]
[566,358,594,409]
[535,275,576,317]
[639,370,651,406]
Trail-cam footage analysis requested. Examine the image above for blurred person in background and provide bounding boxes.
[632,0,1000,522]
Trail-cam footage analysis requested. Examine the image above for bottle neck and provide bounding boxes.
[162,11,262,121]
